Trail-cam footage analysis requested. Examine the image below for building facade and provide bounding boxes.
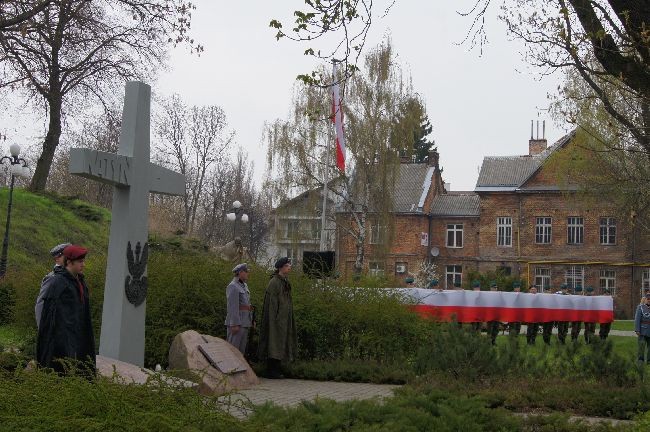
[334,132,649,317]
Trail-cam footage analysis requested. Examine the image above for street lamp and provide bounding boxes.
[225,200,248,240]
[0,144,29,278]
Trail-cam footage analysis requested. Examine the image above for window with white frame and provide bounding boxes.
[497,217,513,247]
[567,217,584,244]
[285,220,299,239]
[311,220,322,240]
[369,221,383,244]
[445,265,462,289]
[565,266,585,291]
[534,267,551,292]
[535,217,552,244]
[643,269,650,293]
[599,217,616,245]
[599,269,616,295]
[446,224,463,248]
[369,261,385,277]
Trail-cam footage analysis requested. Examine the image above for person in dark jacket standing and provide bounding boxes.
[36,245,96,377]
[635,294,650,365]
[257,257,297,379]
[35,243,71,329]
[225,263,253,354]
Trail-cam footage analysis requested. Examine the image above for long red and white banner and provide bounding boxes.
[399,289,614,323]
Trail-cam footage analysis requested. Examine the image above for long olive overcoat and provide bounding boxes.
[257,273,297,361]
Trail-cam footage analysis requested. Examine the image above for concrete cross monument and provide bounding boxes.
[69,81,185,367]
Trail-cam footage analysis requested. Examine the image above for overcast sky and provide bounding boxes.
[4,1,571,192]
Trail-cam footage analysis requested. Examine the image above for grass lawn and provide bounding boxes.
[0,324,31,348]
[611,320,635,331]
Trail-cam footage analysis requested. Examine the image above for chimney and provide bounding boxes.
[444,182,451,192]
[529,120,547,156]
[428,150,440,169]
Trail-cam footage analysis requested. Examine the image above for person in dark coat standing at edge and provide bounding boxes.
[35,243,71,329]
[258,257,297,379]
[37,245,96,376]
[225,263,253,355]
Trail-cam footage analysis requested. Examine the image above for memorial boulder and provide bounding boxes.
[168,330,259,395]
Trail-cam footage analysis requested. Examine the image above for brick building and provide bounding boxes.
[334,131,650,317]
[335,150,444,278]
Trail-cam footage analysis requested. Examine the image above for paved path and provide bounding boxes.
[222,378,401,418]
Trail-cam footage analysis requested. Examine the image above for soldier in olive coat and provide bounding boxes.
[257,257,297,379]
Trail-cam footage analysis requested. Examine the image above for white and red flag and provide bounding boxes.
[331,63,346,172]
[401,289,613,323]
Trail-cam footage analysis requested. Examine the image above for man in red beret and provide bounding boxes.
[36,244,96,376]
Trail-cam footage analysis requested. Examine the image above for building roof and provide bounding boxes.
[393,163,435,213]
[430,193,480,217]
[475,131,575,191]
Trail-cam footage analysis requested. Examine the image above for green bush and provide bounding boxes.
[0,282,15,325]
[249,387,522,432]
[0,368,244,431]
[285,359,413,384]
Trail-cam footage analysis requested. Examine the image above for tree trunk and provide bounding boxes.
[29,96,63,192]
[354,212,366,274]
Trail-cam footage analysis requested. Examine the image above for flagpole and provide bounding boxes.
[320,60,336,252]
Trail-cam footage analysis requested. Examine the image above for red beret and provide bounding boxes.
[63,245,88,260]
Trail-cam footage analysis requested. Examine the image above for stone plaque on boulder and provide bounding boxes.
[168,330,259,395]
[198,343,248,374]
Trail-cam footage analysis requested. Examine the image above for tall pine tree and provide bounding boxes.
[391,97,435,163]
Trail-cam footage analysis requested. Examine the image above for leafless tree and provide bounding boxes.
[0,1,53,31]
[155,94,234,236]
[0,0,201,192]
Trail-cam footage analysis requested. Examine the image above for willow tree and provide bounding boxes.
[266,38,419,275]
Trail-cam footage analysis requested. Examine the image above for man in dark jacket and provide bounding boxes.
[36,245,96,377]
[35,243,71,329]
[257,257,297,379]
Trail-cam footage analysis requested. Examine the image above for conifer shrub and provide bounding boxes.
[0,368,245,432]
[0,282,15,325]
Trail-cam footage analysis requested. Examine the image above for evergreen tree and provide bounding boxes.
[392,97,435,163]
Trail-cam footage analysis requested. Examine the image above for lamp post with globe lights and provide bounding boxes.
[0,143,30,278]
[225,200,249,241]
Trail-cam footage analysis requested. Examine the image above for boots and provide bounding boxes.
[266,358,284,379]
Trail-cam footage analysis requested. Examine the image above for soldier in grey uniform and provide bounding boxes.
[35,243,71,329]
[225,263,253,354]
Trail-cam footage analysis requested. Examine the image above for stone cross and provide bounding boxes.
[69,82,185,367]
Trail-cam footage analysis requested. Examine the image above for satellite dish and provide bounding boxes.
[430,247,440,257]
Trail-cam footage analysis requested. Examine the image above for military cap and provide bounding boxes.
[232,263,249,274]
[274,257,291,269]
[62,244,88,260]
[453,281,461,288]
[586,286,594,293]
[489,280,497,288]
[574,286,583,293]
[405,276,415,284]
[645,292,650,299]
[560,283,568,289]
[471,280,481,288]
[428,278,439,287]
[512,281,521,288]
[49,242,71,257]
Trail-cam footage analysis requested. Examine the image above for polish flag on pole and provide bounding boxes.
[331,62,346,172]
